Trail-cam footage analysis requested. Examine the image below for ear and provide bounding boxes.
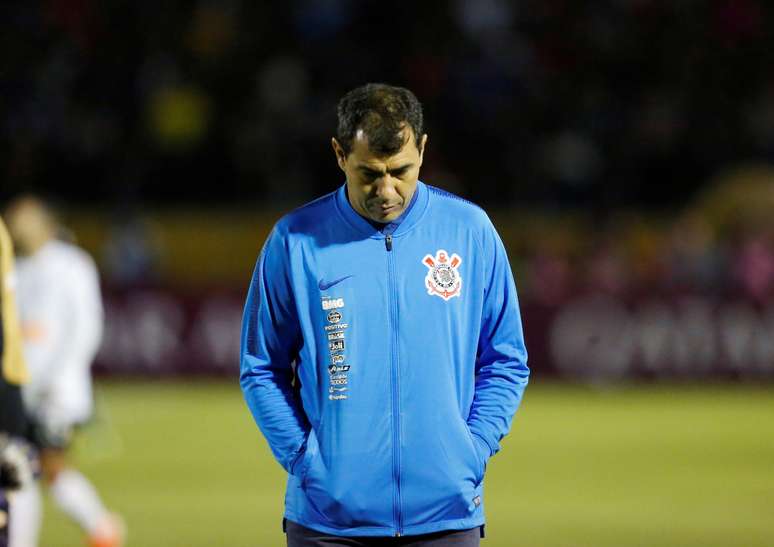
[331,138,347,172]
[418,133,428,165]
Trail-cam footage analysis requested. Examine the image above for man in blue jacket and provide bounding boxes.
[241,83,529,546]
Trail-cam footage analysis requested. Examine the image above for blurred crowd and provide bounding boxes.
[3,0,774,210]
[517,166,774,305]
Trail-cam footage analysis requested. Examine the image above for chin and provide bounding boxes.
[375,210,401,223]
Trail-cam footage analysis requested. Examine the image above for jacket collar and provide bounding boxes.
[334,180,429,239]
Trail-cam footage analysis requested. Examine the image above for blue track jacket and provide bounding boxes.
[240,182,529,537]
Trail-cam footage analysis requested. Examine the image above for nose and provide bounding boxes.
[373,176,398,200]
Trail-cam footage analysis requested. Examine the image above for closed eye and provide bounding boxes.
[358,164,413,180]
[360,167,381,180]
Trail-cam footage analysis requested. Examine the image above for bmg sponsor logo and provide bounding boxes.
[322,298,345,311]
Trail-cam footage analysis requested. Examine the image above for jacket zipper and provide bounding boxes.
[385,234,402,536]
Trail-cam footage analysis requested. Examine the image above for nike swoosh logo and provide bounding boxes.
[318,275,354,291]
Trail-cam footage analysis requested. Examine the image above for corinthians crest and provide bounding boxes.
[422,249,462,301]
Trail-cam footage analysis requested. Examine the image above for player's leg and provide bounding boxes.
[0,490,8,547]
[7,483,41,547]
[2,437,41,547]
[40,447,124,547]
[1,380,40,547]
[30,411,123,547]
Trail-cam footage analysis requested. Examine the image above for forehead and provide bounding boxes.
[350,128,420,168]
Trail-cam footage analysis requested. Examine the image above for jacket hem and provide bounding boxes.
[283,512,485,538]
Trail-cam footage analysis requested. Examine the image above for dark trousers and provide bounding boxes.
[285,520,482,547]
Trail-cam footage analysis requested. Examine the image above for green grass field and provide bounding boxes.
[39,381,774,547]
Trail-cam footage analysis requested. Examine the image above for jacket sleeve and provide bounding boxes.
[467,218,530,466]
[240,225,309,475]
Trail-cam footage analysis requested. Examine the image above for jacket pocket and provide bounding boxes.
[297,429,319,487]
[399,411,484,526]
[298,426,393,527]
[463,422,486,486]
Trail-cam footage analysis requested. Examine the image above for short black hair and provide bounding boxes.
[336,83,424,156]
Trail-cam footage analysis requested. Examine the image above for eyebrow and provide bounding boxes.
[358,163,413,177]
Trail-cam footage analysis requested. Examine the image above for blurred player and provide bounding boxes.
[1,215,36,547]
[4,196,124,547]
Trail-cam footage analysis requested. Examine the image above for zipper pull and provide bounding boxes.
[385,234,393,251]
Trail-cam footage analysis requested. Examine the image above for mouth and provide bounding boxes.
[368,202,401,217]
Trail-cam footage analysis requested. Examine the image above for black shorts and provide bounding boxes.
[26,417,85,451]
[0,377,27,439]
[285,519,483,547]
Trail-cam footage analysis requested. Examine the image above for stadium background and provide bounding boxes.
[3,1,774,545]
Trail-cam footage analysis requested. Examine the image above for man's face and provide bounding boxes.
[333,127,427,224]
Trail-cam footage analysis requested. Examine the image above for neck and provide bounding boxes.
[21,235,53,256]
